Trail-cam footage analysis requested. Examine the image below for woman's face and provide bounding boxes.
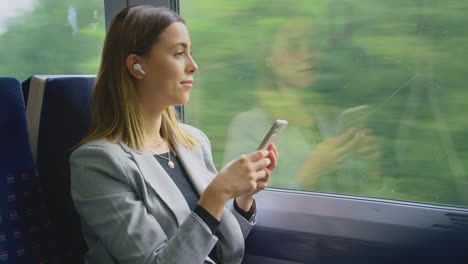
[138,22,198,110]
[270,21,319,89]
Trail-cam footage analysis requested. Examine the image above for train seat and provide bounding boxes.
[23,75,96,263]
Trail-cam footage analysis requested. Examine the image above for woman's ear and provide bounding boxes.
[126,54,145,79]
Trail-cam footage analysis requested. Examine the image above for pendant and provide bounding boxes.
[168,161,175,169]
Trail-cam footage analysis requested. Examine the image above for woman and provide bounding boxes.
[70,6,278,264]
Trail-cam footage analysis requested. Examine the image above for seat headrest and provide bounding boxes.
[38,76,95,154]
[23,75,96,161]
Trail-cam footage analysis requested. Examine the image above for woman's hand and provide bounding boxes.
[198,146,271,219]
[236,144,278,211]
[199,144,278,219]
[213,144,278,198]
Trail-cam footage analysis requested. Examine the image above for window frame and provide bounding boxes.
[244,189,468,263]
[254,188,468,243]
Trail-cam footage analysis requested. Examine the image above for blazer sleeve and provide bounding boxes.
[192,127,257,239]
[70,145,218,264]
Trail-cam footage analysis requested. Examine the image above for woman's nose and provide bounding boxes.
[187,56,198,74]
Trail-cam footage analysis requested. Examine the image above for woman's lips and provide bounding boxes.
[181,80,193,88]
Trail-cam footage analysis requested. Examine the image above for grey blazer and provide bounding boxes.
[70,124,256,264]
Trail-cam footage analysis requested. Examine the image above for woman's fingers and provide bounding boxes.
[263,168,271,181]
[267,150,277,170]
[246,149,269,162]
[255,168,271,186]
[234,145,277,195]
[245,147,277,172]
[254,167,268,179]
[263,144,278,171]
[252,157,271,171]
[268,144,279,158]
[256,178,269,190]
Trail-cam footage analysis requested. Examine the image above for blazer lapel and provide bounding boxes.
[120,141,190,227]
[175,142,213,196]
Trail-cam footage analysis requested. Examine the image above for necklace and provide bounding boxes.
[147,140,165,148]
[154,151,175,169]
[147,140,175,169]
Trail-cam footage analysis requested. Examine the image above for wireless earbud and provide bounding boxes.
[132,63,146,75]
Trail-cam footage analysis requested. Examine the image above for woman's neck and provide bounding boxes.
[143,107,165,144]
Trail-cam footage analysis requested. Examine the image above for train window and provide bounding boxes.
[0,0,105,80]
[181,0,468,207]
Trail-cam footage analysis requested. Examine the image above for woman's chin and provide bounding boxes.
[174,95,190,106]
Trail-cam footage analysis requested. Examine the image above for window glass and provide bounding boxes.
[0,0,105,80]
[182,0,468,207]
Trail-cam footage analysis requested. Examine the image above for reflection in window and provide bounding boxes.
[182,0,468,207]
[0,0,105,80]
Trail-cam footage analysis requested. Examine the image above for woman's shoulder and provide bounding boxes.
[74,138,121,151]
[71,138,125,162]
[69,139,135,189]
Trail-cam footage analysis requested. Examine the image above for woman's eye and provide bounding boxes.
[175,50,193,58]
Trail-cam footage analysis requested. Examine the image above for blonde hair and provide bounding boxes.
[78,6,197,152]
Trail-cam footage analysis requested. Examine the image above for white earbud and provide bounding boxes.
[132,63,146,75]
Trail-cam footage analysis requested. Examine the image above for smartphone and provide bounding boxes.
[337,105,370,133]
[257,119,288,150]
